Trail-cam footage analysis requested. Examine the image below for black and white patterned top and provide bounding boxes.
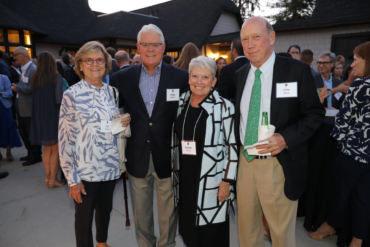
[331,77,370,164]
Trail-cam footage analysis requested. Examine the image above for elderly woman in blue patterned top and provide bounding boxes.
[59,41,131,247]
[172,56,237,247]
[309,41,370,247]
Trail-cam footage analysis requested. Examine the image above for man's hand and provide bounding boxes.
[11,83,17,92]
[331,83,349,94]
[319,85,328,103]
[256,133,287,156]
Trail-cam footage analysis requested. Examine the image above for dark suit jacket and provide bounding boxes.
[217,57,249,104]
[313,74,345,109]
[110,62,189,178]
[120,64,130,70]
[111,59,120,73]
[64,65,80,86]
[234,55,325,200]
[10,67,20,83]
[0,60,12,81]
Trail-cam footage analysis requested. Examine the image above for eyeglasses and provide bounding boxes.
[316,61,332,65]
[14,53,22,57]
[81,58,106,65]
[138,43,164,49]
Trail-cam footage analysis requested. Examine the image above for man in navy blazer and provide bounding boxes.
[235,17,325,247]
[110,24,188,247]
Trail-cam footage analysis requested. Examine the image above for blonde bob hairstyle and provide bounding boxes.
[74,41,112,79]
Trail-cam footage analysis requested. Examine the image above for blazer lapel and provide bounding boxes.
[270,55,287,126]
[151,63,172,118]
[133,66,149,117]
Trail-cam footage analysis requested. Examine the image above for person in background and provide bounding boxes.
[287,44,301,59]
[173,56,237,247]
[162,55,172,65]
[300,49,319,77]
[215,57,226,77]
[12,46,42,166]
[132,54,142,65]
[309,41,370,247]
[0,73,22,162]
[333,62,344,81]
[9,56,20,123]
[56,61,69,92]
[343,64,353,81]
[130,53,135,64]
[62,53,79,86]
[336,55,345,65]
[30,51,65,189]
[173,42,200,71]
[114,51,130,70]
[314,51,347,109]
[0,50,12,80]
[111,24,188,247]
[106,47,119,73]
[217,37,249,104]
[59,41,131,247]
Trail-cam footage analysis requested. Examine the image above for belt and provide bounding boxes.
[255,155,273,159]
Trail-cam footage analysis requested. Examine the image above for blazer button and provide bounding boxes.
[147,140,150,143]
[149,123,152,126]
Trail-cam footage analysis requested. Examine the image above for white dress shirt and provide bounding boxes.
[20,60,33,81]
[240,52,276,145]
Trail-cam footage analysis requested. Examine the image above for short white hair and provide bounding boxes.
[189,56,217,78]
[137,24,165,43]
[14,46,30,57]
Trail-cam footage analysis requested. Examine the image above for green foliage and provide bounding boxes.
[267,0,316,24]
[232,0,260,19]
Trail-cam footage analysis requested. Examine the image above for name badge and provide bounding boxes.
[181,140,197,155]
[167,89,180,101]
[23,76,29,83]
[101,120,112,133]
[334,92,342,100]
[276,82,298,98]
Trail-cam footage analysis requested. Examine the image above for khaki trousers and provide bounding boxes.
[237,148,298,247]
[128,154,177,247]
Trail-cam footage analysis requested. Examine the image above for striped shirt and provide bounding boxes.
[139,61,162,116]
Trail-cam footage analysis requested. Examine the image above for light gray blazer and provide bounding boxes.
[17,62,36,117]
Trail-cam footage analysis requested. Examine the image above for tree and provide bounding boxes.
[232,0,260,20]
[267,0,316,24]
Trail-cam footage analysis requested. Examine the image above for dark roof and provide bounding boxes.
[0,0,97,45]
[273,0,370,31]
[86,11,163,42]
[133,0,243,48]
[207,32,240,44]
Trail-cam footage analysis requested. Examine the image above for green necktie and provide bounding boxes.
[243,69,262,162]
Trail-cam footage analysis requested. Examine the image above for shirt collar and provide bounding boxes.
[141,61,162,76]
[21,60,33,72]
[250,52,276,78]
[234,56,246,61]
[321,73,333,82]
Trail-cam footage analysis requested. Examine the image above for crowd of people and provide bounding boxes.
[0,16,370,247]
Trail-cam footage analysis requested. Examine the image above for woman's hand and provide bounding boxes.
[218,181,230,202]
[69,182,86,203]
[319,85,328,103]
[120,113,131,127]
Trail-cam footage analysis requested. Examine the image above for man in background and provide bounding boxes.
[106,47,120,73]
[300,49,319,77]
[114,51,130,70]
[132,54,142,65]
[287,45,301,60]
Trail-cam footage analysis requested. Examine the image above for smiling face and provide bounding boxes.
[189,66,217,98]
[137,30,165,69]
[80,50,106,84]
[241,17,275,68]
[317,56,334,75]
[351,53,366,78]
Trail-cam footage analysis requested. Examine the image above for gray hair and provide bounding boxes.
[318,51,336,63]
[137,24,165,44]
[189,56,217,78]
[14,46,30,57]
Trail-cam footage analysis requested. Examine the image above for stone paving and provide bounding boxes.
[0,146,338,247]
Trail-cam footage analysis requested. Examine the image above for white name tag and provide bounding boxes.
[276,82,298,98]
[181,140,197,155]
[23,76,29,83]
[101,120,112,133]
[167,89,180,101]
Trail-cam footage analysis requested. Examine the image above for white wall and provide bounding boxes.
[211,11,240,36]
[35,43,64,59]
[274,23,370,70]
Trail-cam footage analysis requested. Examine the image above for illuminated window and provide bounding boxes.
[0,29,4,42]
[131,49,138,55]
[24,30,32,45]
[0,46,5,52]
[166,51,179,58]
[7,30,20,44]
[67,50,75,57]
[118,48,130,54]
[25,47,33,58]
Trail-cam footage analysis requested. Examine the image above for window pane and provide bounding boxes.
[0,46,5,52]
[117,48,130,53]
[0,29,4,42]
[131,49,138,55]
[8,30,20,44]
[24,30,31,45]
[25,47,33,58]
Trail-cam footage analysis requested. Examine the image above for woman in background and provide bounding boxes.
[333,62,344,82]
[173,42,200,71]
[215,57,226,77]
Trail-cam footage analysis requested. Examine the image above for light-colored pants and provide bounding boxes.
[237,148,298,247]
[128,154,177,247]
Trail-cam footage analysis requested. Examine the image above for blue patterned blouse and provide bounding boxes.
[331,77,370,164]
[58,80,121,186]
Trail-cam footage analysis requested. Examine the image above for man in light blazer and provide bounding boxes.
[110,24,189,247]
[12,47,42,166]
[234,17,325,247]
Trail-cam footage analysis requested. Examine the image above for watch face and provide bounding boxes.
[327,89,332,96]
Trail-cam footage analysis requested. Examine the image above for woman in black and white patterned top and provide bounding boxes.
[309,41,370,246]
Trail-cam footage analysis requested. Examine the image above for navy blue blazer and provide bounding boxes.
[110,62,189,178]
